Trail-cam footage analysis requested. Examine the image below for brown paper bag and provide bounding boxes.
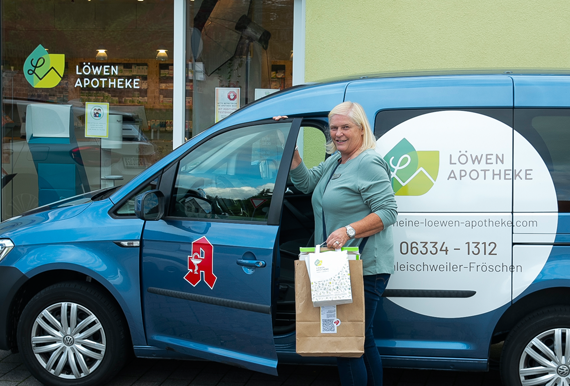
[295,259,365,357]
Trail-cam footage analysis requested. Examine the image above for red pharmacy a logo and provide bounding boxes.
[184,236,217,289]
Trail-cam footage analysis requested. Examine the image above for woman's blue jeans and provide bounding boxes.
[337,274,390,386]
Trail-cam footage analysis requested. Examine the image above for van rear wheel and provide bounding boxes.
[17,281,129,386]
[501,306,570,386]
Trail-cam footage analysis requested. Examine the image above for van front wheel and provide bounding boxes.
[17,281,129,386]
[501,306,570,386]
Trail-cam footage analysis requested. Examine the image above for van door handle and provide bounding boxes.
[236,259,266,268]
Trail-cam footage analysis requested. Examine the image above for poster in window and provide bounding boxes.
[85,102,109,138]
[215,88,240,123]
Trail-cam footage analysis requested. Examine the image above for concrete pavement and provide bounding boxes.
[0,349,503,386]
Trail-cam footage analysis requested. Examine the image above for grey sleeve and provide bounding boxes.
[289,159,327,194]
[358,154,398,227]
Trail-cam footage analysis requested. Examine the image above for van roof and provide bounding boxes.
[239,69,570,114]
[315,68,570,83]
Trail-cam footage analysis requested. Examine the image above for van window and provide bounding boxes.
[515,109,570,212]
[169,122,291,221]
[299,126,326,169]
[375,108,512,138]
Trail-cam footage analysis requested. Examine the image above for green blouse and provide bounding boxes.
[290,149,398,275]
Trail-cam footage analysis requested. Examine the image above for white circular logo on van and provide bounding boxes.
[376,111,557,318]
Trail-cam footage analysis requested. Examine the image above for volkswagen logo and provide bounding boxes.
[63,335,75,347]
[557,365,570,377]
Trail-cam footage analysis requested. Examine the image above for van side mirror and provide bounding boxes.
[135,190,165,221]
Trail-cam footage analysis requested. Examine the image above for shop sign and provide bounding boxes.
[75,63,140,89]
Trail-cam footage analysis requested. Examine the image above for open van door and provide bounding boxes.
[140,119,301,375]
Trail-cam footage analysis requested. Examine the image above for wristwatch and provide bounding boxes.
[345,225,356,239]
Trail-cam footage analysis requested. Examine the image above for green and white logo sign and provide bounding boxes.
[375,110,558,319]
[384,138,439,196]
[24,44,65,88]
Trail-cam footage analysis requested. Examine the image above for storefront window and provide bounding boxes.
[185,0,293,136]
[0,0,293,220]
[1,0,174,219]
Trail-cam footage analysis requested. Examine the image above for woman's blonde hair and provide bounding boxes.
[325,101,376,154]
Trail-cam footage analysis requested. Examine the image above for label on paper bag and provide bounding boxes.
[321,306,339,333]
[309,251,352,307]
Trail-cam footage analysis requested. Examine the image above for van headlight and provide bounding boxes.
[0,239,14,263]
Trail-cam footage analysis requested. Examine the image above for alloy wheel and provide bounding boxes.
[30,302,106,379]
[520,328,570,385]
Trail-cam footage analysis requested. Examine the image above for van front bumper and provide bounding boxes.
[0,266,26,350]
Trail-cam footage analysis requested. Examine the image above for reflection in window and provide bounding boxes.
[170,122,291,221]
[186,1,294,135]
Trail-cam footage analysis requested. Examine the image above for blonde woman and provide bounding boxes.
[276,101,397,385]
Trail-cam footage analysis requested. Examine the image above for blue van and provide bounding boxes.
[1,72,569,386]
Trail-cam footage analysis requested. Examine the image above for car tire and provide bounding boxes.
[500,306,570,386]
[17,281,129,386]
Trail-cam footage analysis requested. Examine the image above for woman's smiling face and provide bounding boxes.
[329,114,363,158]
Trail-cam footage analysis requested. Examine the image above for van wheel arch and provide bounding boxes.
[492,287,570,344]
[8,270,132,354]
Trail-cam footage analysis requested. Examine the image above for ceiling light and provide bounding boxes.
[156,49,168,61]
[96,49,108,61]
